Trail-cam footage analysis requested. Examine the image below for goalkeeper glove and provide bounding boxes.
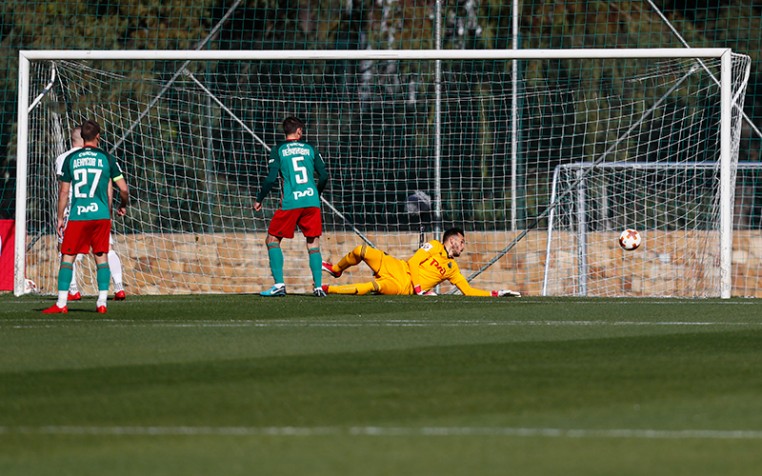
[414,285,437,296]
[491,289,521,297]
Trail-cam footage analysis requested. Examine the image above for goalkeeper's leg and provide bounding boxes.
[324,281,380,295]
[325,249,410,295]
[333,245,385,275]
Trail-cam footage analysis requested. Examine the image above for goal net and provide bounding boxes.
[16,49,750,297]
[545,162,730,297]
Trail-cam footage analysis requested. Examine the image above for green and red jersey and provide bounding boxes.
[256,139,328,210]
[59,146,124,221]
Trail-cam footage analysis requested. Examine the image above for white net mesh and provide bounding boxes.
[22,52,751,296]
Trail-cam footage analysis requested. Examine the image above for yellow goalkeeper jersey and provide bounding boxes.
[407,240,492,297]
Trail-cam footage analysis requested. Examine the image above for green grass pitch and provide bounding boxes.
[1,293,761,475]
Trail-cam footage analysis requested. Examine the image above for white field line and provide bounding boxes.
[3,319,762,329]
[0,425,761,440]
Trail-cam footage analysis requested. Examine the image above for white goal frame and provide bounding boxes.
[15,48,737,297]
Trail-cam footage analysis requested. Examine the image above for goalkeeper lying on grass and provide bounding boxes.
[321,227,520,297]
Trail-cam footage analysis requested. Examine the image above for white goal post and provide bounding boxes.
[15,48,750,297]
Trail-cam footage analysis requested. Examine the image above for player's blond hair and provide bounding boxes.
[71,126,83,146]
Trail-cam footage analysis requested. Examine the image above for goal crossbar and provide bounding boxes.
[19,48,731,61]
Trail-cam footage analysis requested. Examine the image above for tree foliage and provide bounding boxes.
[1,0,760,221]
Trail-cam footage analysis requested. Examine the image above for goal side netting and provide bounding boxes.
[15,49,750,297]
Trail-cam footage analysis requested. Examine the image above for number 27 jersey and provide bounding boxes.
[59,146,124,221]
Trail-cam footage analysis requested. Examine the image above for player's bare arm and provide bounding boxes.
[56,181,71,237]
[253,154,280,212]
[114,177,129,216]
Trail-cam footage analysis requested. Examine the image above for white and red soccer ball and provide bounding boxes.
[24,278,38,294]
[618,229,642,251]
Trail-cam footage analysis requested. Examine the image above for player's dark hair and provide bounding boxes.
[443,227,465,242]
[282,116,305,136]
[80,120,100,141]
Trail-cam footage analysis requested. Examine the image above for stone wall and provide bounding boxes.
[23,231,762,297]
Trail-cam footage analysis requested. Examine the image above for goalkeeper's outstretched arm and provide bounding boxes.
[449,273,521,297]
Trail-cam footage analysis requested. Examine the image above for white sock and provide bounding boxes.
[108,250,124,291]
[57,291,68,308]
[97,290,108,307]
[68,258,79,294]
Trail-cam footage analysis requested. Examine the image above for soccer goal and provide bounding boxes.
[15,49,750,297]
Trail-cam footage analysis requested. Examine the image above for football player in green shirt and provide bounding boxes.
[253,117,329,297]
[43,120,129,314]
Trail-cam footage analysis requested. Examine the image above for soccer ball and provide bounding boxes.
[24,278,38,294]
[618,229,642,251]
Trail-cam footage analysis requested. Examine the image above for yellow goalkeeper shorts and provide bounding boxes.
[373,253,414,295]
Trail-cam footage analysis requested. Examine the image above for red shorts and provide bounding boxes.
[268,207,322,239]
[61,219,111,255]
